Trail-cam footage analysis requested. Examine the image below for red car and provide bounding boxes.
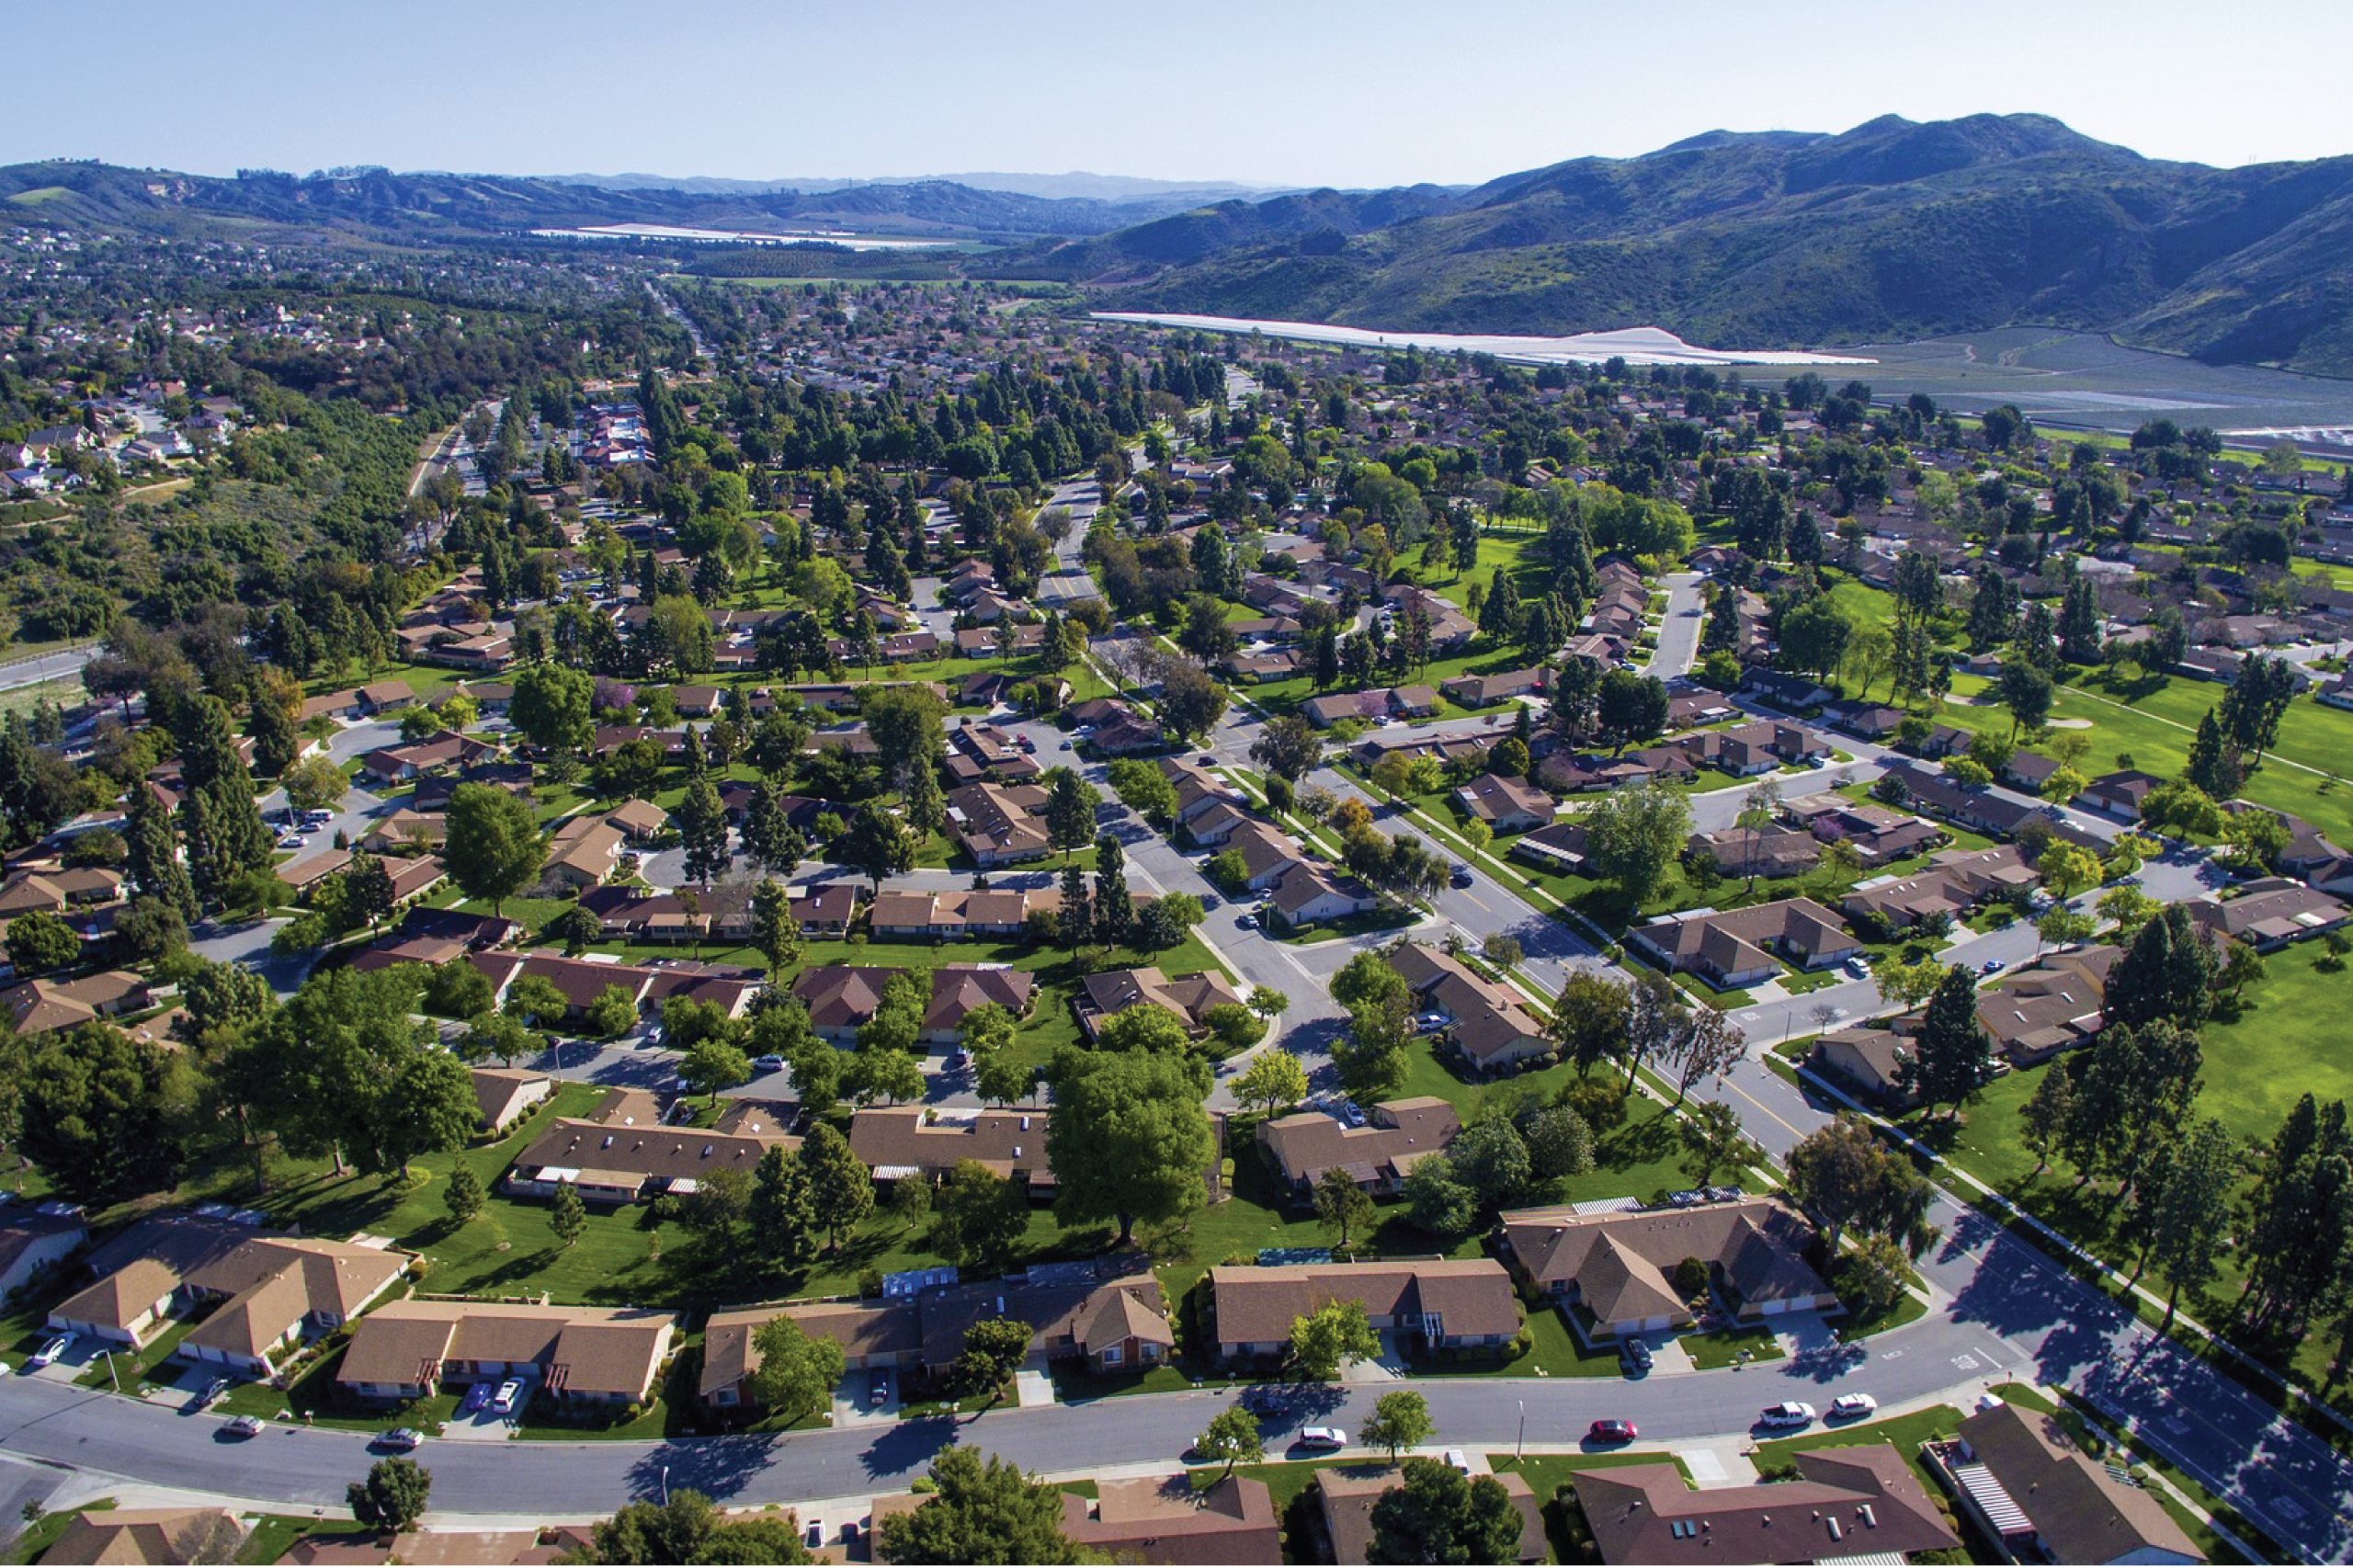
[1587,1419,1638,1444]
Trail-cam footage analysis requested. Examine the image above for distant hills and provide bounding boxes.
[13,117,2353,375]
[992,114,2353,377]
[0,161,1211,243]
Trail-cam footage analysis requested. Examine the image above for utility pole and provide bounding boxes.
[1516,1399,1526,1461]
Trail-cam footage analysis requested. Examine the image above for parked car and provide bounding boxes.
[459,1381,493,1414]
[1979,958,2004,975]
[1298,1426,1347,1451]
[1830,1393,1879,1420]
[942,1050,969,1072]
[869,1368,892,1407]
[1235,914,1256,929]
[199,1378,231,1407]
[1757,1402,1818,1428]
[1622,1337,1653,1371]
[26,1335,71,1369]
[379,1428,425,1450]
[491,1379,524,1415]
[1199,892,1221,910]
[1845,955,1871,977]
[1587,1419,1638,1443]
[1442,1449,1471,1473]
[1449,865,1474,888]
[222,1415,265,1438]
[803,1517,825,1549]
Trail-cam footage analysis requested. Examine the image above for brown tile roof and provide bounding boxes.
[848,1107,1051,1185]
[337,1300,676,1401]
[1956,1403,2206,1564]
[511,1117,796,1199]
[1060,1475,1280,1566]
[702,1301,923,1401]
[1207,1259,1519,1347]
[911,1257,1169,1369]
[1256,1098,1460,1189]
[1497,1199,1831,1321]
[45,1507,244,1566]
[1574,1447,1961,1564]
[1078,967,1244,1033]
[793,964,1033,1038]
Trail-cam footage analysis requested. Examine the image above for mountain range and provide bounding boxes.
[999,114,2353,377]
[9,117,2353,374]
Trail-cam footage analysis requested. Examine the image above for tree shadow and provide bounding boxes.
[859,1412,960,1483]
[624,1433,779,1503]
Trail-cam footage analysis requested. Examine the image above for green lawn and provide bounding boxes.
[1749,1402,1965,1494]
[233,1519,374,1566]
[1678,1324,1784,1369]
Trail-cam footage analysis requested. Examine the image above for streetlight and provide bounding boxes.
[661,1466,669,1506]
[1516,1399,1525,1461]
[101,1350,119,1392]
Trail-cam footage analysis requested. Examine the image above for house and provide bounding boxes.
[579,883,756,944]
[1206,1259,1519,1360]
[1509,820,1591,874]
[1626,897,1860,988]
[2185,878,2352,950]
[794,963,1034,1045]
[2073,768,2166,822]
[601,798,670,843]
[870,885,1051,940]
[1841,844,2034,934]
[848,1106,1056,1195]
[44,1507,246,1566]
[471,1067,554,1133]
[1226,820,1305,891]
[1439,666,1547,708]
[506,1108,797,1205]
[700,1301,925,1407]
[1302,689,1392,729]
[0,1200,86,1301]
[0,865,125,915]
[1078,966,1245,1039]
[750,881,846,940]
[2001,750,2065,794]
[915,1257,1173,1375]
[542,816,624,890]
[1455,772,1555,832]
[1687,824,1820,881]
[1256,1097,1460,1196]
[0,970,154,1037]
[1063,1475,1281,1566]
[945,722,1042,785]
[946,781,1051,865]
[1786,796,1941,866]
[1676,720,1827,777]
[1810,1025,1921,1107]
[1741,668,1835,710]
[1977,947,2117,1063]
[1389,944,1552,1072]
[1266,861,1381,931]
[336,1300,678,1406]
[50,1217,410,1380]
[1320,1468,1545,1565]
[1935,1403,2206,1565]
[1576,1448,1961,1565]
[1495,1198,1836,1336]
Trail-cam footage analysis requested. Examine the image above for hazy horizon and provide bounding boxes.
[5,0,2347,189]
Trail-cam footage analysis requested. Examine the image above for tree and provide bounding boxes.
[2036,907,2095,954]
[1661,1005,1744,1106]
[1361,1390,1435,1461]
[348,1457,431,1534]
[589,1492,813,1565]
[550,1180,587,1246]
[511,662,595,753]
[932,1158,1030,1271]
[798,1123,873,1252]
[1367,1458,1523,1566]
[676,777,732,884]
[1678,1101,1760,1187]
[2037,842,2101,902]
[2000,663,2055,736]
[1233,1051,1309,1117]
[1093,834,1132,949]
[2140,1117,2241,1330]
[1195,1404,1265,1477]
[5,910,78,975]
[280,754,349,816]
[847,1046,925,1107]
[1620,970,1689,1092]
[1158,657,1230,744]
[1583,779,1691,906]
[1046,1049,1212,1244]
[1313,1168,1379,1250]
[747,1315,848,1423]
[444,783,543,916]
[683,1035,751,1105]
[1784,1114,1934,1256]
[1041,767,1099,860]
[1552,973,1631,1076]
[21,1025,191,1203]
[955,1317,1036,1402]
[1250,715,1323,783]
[2019,1063,2076,1174]
[1289,1297,1380,1380]
[1519,1105,1597,1184]
[125,779,197,920]
[752,880,799,973]
[1595,670,1669,750]
[1138,892,1202,952]
[877,1445,1082,1566]
[1334,994,1413,1104]
[444,1163,485,1223]
[1901,965,1996,1120]
[2104,904,2218,1030]
[836,808,917,895]
[584,983,640,1039]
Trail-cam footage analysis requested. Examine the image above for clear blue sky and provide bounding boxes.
[7,0,2346,187]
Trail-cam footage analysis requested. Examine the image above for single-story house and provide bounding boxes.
[1256,1097,1460,1197]
[336,1300,678,1406]
[1206,1259,1519,1360]
[1496,1198,1836,1337]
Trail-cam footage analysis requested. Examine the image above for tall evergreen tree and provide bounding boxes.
[1901,964,1997,1119]
[1093,835,1131,949]
[126,781,198,920]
